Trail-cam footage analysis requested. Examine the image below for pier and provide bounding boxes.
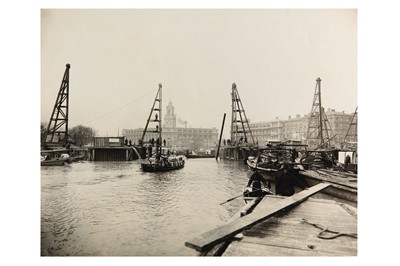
[218,145,259,161]
[87,137,142,161]
[185,183,357,256]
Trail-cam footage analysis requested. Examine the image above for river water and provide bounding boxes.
[41,158,252,256]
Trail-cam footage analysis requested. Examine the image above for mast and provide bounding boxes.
[230,83,255,145]
[43,63,70,148]
[344,106,358,145]
[306,78,334,148]
[140,83,163,154]
[317,78,324,146]
[216,113,226,160]
[158,84,162,155]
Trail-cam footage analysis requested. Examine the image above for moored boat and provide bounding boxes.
[41,157,71,166]
[246,143,309,182]
[41,150,72,166]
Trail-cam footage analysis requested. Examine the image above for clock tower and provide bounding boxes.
[164,100,176,128]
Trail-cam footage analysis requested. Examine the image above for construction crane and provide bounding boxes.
[305,78,334,149]
[230,83,255,145]
[140,83,163,155]
[43,63,71,149]
[343,106,358,147]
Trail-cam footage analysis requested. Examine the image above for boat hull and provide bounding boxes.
[141,161,185,172]
[246,159,282,180]
[41,158,71,166]
[186,154,214,159]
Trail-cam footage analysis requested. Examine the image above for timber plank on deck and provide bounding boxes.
[222,197,357,256]
[185,183,330,252]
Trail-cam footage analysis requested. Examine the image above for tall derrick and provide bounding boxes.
[343,106,358,147]
[230,83,254,145]
[43,64,71,148]
[305,78,334,148]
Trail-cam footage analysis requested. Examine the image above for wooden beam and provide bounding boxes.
[215,113,226,160]
[185,183,330,252]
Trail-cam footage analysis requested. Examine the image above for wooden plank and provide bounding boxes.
[185,183,330,252]
[239,235,357,255]
[223,241,353,256]
[223,198,357,256]
[223,241,321,256]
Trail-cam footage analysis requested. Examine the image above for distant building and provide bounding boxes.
[249,109,357,147]
[122,101,218,150]
[249,118,284,145]
[325,108,357,146]
[282,114,308,142]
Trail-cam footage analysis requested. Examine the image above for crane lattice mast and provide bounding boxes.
[305,78,334,148]
[43,63,70,148]
[141,83,163,155]
[344,106,358,145]
[230,83,255,145]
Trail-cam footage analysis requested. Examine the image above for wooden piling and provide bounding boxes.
[216,113,226,160]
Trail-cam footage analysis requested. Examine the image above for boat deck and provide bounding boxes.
[185,183,357,256]
[299,169,357,204]
[222,196,357,256]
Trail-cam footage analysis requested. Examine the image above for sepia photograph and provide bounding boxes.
[4,0,400,264]
[40,8,358,257]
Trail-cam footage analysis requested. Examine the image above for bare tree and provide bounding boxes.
[41,122,48,144]
[69,125,95,147]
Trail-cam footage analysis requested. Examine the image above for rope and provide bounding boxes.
[300,218,357,240]
[81,89,157,125]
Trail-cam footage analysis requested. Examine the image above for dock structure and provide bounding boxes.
[222,197,357,256]
[219,145,258,161]
[87,137,142,161]
[185,183,357,256]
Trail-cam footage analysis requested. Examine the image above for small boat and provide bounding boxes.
[41,150,71,166]
[302,149,338,169]
[186,152,214,159]
[41,157,71,166]
[141,154,186,172]
[139,83,186,172]
[242,186,273,204]
[246,155,282,174]
[247,143,310,176]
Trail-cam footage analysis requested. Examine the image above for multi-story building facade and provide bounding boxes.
[282,114,308,142]
[325,109,357,145]
[249,118,284,145]
[249,108,357,148]
[122,101,219,150]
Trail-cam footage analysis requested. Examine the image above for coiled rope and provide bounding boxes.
[301,218,357,240]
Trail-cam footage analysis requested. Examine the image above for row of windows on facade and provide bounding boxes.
[123,129,216,134]
[251,114,353,128]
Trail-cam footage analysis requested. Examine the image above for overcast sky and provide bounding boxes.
[41,9,357,137]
